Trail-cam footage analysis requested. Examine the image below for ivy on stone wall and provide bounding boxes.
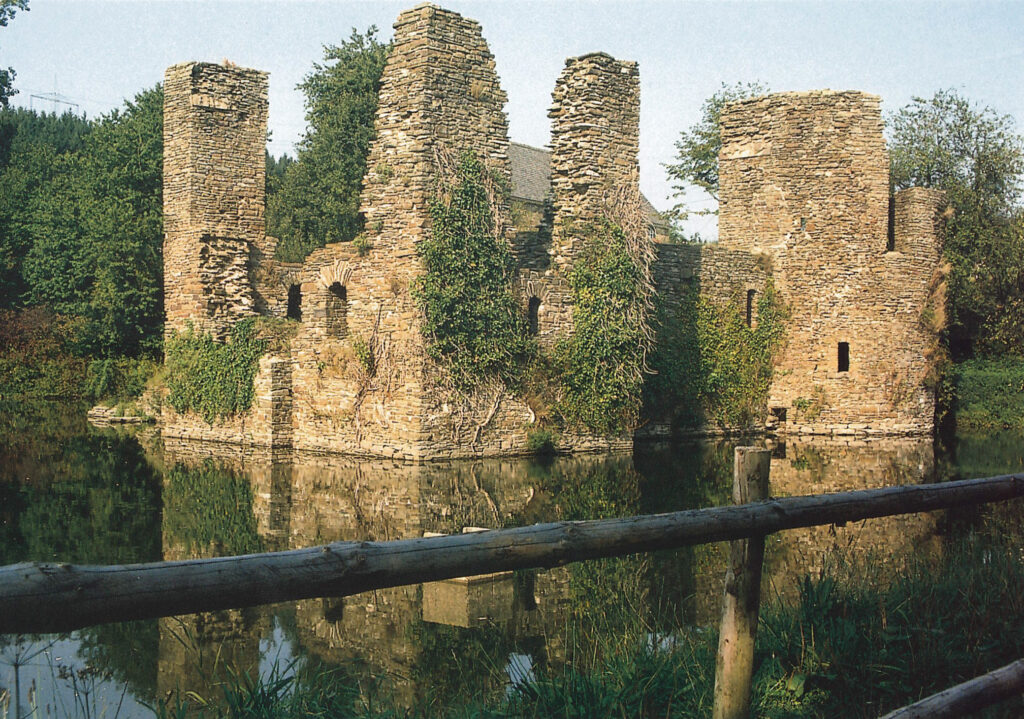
[646,279,786,429]
[164,318,267,424]
[413,152,531,392]
[553,221,653,434]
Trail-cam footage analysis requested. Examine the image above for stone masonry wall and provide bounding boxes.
[162,10,945,457]
[526,53,643,349]
[163,62,268,340]
[718,91,946,436]
[288,4,538,459]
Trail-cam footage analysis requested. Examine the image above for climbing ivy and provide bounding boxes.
[165,318,267,423]
[413,152,531,392]
[646,278,787,429]
[553,221,653,434]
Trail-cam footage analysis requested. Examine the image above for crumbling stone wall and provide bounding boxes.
[524,53,643,348]
[163,62,269,340]
[718,91,945,436]
[161,6,945,457]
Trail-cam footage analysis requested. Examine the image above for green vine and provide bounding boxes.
[412,152,531,392]
[553,221,653,434]
[646,278,787,429]
[165,318,267,424]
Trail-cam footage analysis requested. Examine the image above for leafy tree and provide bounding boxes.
[664,81,766,239]
[0,108,90,305]
[268,28,388,262]
[889,89,1024,357]
[0,0,28,108]
[20,86,163,357]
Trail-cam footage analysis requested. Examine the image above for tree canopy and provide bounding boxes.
[889,89,1024,358]
[0,86,163,357]
[267,28,389,262]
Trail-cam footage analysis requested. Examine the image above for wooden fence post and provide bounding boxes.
[713,446,771,719]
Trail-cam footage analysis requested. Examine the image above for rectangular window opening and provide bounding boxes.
[746,289,756,327]
[838,342,850,373]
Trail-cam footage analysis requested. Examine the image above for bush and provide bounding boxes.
[951,356,1024,430]
[164,319,266,423]
[646,279,786,429]
[412,152,532,392]
[85,357,158,404]
[553,221,652,434]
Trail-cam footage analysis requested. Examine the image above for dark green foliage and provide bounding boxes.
[85,356,158,404]
[754,527,1024,718]
[889,89,1024,358]
[162,460,262,557]
[1,87,164,357]
[950,356,1024,430]
[413,152,532,392]
[647,279,786,429]
[268,29,389,262]
[526,427,557,455]
[553,221,651,434]
[0,107,91,306]
[165,319,267,424]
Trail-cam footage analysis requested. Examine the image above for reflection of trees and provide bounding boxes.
[0,431,161,566]
[0,421,162,709]
[162,461,262,560]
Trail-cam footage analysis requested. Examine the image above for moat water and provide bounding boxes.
[2,401,1023,717]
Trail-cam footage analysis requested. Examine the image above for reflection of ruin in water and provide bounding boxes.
[152,435,938,707]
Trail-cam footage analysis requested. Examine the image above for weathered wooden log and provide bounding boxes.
[1,474,1023,634]
[714,447,771,719]
[879,657,1024,718]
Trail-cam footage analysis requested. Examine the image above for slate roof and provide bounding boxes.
[508,141,668,230]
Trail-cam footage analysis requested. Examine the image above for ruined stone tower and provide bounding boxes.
[160,5,946,456]
[525,52,643,346]
[163,62,269,340]
[718,91,945,434]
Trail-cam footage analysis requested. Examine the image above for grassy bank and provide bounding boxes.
[950,356,1024,431]
[158,505,1024,719]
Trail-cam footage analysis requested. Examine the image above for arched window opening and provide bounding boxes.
[327,282,348,337]
[287,284,302,321]
[528,296,541,336]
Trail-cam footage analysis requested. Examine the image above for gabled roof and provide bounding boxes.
[509,141,668,230]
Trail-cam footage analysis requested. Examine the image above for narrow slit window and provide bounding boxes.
[327,282,348,337]
[838,342,850,372]
[746,289,756,327]
[528,296,541,336]
[287,284,302,321]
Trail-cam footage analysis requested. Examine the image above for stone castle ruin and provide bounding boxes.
[161,3,946,459]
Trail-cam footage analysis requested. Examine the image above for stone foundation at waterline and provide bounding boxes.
[160,4,946,459]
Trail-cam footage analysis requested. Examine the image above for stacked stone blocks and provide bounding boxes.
[160,4,946,457]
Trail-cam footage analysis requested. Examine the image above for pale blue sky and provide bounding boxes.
[5,1,1024,236]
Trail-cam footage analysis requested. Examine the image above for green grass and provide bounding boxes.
[952,356,1024,430]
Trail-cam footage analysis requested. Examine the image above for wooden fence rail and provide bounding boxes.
[2,472,1023,634]
[880,657,1024,718]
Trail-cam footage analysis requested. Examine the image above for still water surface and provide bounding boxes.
[1,403,1022,717]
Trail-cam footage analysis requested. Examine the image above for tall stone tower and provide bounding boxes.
[163,62,269,340]
[718,91,945,434]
